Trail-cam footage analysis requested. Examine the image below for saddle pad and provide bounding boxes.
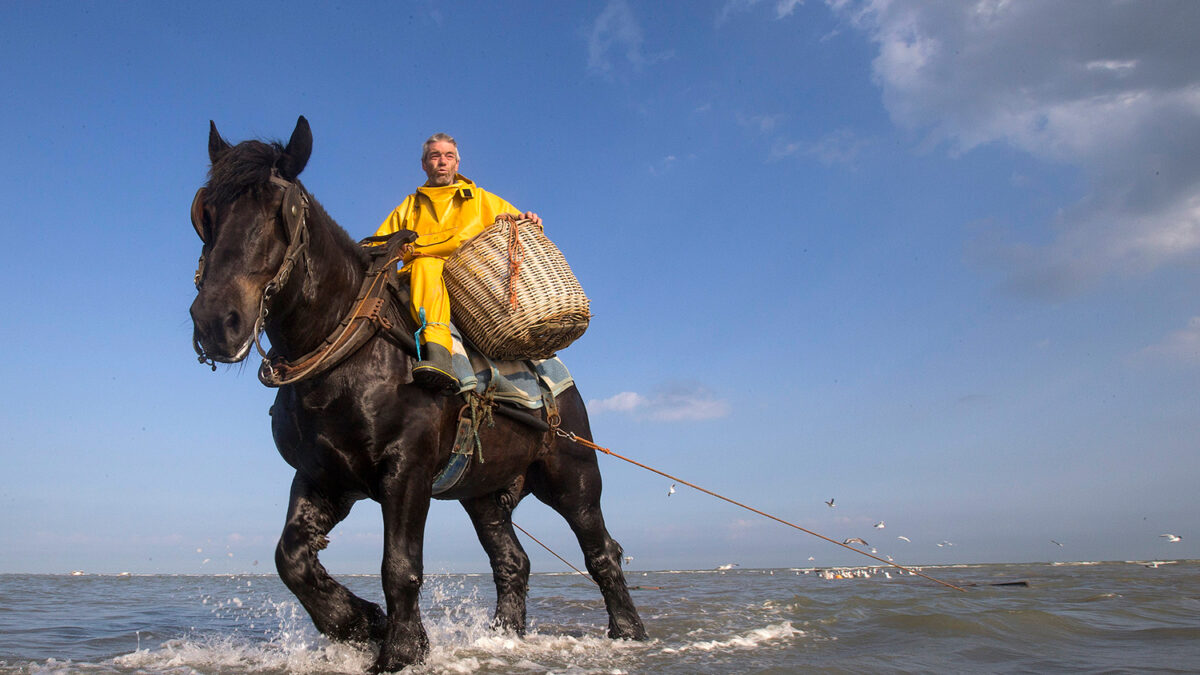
[448,325,575,409]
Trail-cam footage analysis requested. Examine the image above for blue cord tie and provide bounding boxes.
[414,307,427,360]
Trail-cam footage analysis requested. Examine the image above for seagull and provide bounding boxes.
[1051,540,1064,547]
[897,536,911,542]
[1161,534,1182,543]
[624,555,634,564]
[667,484,676,497]
[825,498,835,508]
[807,556,815,561]
[937,540,954,547]
[843,537,869,546]
[874,521,885,529]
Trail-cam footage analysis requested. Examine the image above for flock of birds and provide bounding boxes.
[665,487,1185,566]
[823,498,952,555]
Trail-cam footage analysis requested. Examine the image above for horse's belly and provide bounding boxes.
[431,427,543,500]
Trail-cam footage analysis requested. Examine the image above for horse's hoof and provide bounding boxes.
[608,620,648,641]
[489,615,527,637]
[371,646,427,674]
[372,627,430,673]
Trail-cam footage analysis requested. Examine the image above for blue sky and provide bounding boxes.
[1,0,1197,575]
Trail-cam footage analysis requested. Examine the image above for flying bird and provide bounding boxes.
[1161,534,1182,543]
[825,498,835,508]
[874,521,885,529]
[897,536,911,542]
[667,483,676,497]
[1051,540,1064,547]
[842,537,869,546]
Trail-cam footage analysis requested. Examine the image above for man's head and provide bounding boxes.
[421,133,460,187]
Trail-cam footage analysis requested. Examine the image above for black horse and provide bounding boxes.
[188,116,645,671]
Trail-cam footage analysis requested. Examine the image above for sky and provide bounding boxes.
[1,0,1197,576]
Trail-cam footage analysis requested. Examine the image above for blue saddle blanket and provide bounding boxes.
[448,325,574,409]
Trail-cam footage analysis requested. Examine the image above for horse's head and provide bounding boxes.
[189,116,313,364]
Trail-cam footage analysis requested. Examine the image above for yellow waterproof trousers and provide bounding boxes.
[407,256,453,353]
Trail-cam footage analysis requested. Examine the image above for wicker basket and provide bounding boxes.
[444,218,590,360]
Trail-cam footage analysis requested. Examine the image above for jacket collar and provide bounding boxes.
[417,174,476,201]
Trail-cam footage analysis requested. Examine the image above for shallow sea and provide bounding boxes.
[1,561,1198,673]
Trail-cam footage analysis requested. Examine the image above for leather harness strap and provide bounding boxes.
[258,226,413,387]
[253,175,413,387]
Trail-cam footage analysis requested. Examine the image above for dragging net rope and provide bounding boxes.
[554,429,966,592]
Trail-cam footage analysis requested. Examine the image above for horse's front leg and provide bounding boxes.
[275,474,386,642]
[461,488,530,635]
[372,455,433,673]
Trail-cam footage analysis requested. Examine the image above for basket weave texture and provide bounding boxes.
[444,218,590,360]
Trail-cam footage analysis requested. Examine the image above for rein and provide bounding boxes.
[193,171,412,386]
[258,232,410,387]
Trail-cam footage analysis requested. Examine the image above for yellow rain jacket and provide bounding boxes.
[375,174,521,352]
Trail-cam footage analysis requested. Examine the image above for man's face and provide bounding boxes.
[422,140,460,187]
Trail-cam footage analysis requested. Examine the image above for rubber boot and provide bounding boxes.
[413,342,459,393]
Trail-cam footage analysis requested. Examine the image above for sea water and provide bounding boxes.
[1,561,1197,673]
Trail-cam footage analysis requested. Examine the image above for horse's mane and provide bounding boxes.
[207,139,367,268]
[206,139,282,207]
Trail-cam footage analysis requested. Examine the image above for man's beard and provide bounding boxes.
[426,171,455,187]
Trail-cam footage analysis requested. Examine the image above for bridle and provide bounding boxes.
[190,171,412,386]
[191,170,312,370]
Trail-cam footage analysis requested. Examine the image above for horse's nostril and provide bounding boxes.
[224,310,242,336]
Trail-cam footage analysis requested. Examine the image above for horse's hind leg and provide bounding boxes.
[461,486,531,634]
[532,437,647,640]
[275,473,386,642]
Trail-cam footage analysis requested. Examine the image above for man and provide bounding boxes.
[376,133,541,392]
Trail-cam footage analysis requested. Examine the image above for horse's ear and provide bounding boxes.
[280,115,312,179]
[208,120,231,163]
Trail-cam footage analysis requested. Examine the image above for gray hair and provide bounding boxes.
[421,133,459,162]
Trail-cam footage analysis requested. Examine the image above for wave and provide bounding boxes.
[657,621,803,654]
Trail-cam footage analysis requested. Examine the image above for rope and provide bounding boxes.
[554,430,967,593]
[414,307,427,360]
[505,218,525,309]
[512,522,597,586]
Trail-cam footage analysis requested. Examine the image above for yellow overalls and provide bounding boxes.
[375,174,519,353]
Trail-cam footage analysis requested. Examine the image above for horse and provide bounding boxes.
[188,116,646,671]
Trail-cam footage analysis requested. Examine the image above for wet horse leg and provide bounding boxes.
[533,439,647,640]
[275,474,386,642]
[461,490,531,634]
[373,456,433,673]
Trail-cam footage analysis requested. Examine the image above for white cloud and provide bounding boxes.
[717,0,806,25]
[776,0,805,19]
[589,384,730,421]
[588,0,672,77]
[649,154,679,176]
[649,387,731,422]
[1140,316,1200,366]
[772,128,870,166]
[833,0,1200,297]
[737,112,785,134]
[589,391,647,413]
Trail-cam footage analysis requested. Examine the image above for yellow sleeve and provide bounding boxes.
[375,195,417,238]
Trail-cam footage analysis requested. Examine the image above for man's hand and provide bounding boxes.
[498,211,543,228]
[521,211,542,228]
